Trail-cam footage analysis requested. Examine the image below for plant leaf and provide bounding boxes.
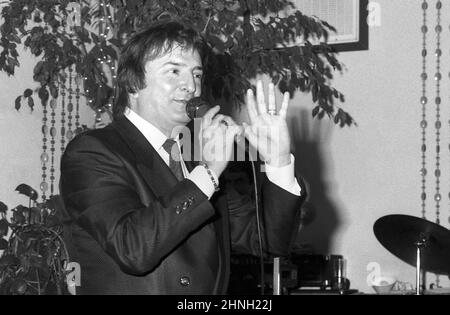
[0,238,8,250]
[15,184,38,201]
[14,96,21,111]
[312,106,320,118]
[49,83,58,99]
[10,278,28,295]
[0,254,20,267]
[27,96,35,111]
[23,88,33,98]
[38,86,49,104]
[0,219,9,237]
[0,201,7,213]
[12,205,26,225]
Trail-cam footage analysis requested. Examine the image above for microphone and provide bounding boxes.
[186,97,248,150]
[186,97,210,119]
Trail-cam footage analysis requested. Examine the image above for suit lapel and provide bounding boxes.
[111,116,178,198]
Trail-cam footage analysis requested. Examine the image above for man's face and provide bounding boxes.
[130,44,203,136]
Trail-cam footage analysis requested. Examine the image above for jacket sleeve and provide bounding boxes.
[227,163,306,257]
[60,133,215,275]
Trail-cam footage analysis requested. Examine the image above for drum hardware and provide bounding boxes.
[374,214,450,295]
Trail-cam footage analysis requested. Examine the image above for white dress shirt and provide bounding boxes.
[125,109,301,198]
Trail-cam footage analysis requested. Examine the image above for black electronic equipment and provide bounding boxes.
[292,254,344,289]
[228,254,357,295]
[227,255,297,295]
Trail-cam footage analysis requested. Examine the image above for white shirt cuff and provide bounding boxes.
[264,154,302,196]
[186,165,219,199]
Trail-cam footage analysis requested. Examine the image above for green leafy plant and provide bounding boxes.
[0,0,354,126]
[0,184,69,295]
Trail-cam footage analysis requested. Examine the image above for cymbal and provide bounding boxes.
[374,214,450,275]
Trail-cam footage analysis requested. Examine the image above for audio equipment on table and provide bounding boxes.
[228,254,358,295]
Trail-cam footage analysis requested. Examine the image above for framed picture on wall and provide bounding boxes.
[294,0,369,52]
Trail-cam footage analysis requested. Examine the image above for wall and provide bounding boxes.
[290,0,450,292]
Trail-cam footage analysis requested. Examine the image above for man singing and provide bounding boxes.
[60,19,304,295]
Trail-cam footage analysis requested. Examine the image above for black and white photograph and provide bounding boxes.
[0,0,449,300]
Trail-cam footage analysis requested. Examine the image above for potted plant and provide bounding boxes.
[0,0,354,126]
[0,184,70,295]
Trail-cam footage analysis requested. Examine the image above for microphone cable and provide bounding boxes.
[249,156,265,296]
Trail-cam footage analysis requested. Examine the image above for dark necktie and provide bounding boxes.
[162,138,184,181]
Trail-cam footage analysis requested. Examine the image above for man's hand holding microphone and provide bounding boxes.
[187,80,291,178]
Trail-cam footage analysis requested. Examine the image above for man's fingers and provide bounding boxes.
[256,80,267,115]
[210,114,228,128]
[242,122,258,148]
[202,126,215,140]
[279,92,290,119]
[202,105,220,126]
[204,118,242,142]
[226,125,243,142]
[267,83,276,115]
[246,89,258,123]
[212,115,237,127]
[203,118,227,140]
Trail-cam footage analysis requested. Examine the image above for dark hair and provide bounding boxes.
[114,20,208,119]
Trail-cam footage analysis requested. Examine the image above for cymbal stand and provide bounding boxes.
[415,234,428,295]
[273,257,281,295]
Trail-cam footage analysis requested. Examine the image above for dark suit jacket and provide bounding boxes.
[60,116,304,295]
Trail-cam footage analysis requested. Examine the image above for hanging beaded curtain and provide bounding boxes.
[40,36,68,201]
[94,0,116,128]
[39,0,116,201]
[419,0,450,226]
[420,0,428,220]
[434,0,443,288]
[40,93,49,201]
[419,0,450,288]
[433,0,442,226]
